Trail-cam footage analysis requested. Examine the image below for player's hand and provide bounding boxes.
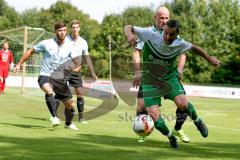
[178,71,183,81]
[10,63,14,71]
[209,56,221,67]
[13,64,20,75]
[127,34,137,47]
[92,73,98,81]
[132,71,141,88]
[72,66,81,72]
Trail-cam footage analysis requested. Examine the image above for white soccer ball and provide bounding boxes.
[132,115,154,136]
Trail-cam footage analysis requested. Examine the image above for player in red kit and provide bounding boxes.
[0,41,14,94]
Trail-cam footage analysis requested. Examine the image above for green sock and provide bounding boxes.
[154,116,170,136]
[186,103,198,121]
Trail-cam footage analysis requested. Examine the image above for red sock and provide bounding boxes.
[0,78,3,93]
[2,78,5,92]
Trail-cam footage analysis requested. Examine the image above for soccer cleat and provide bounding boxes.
[51,117,61,127]
[138,136,146,143]
[168,135,178,149]
[172,129,190,143]
[194,118,208,138]
[65,123,79,131]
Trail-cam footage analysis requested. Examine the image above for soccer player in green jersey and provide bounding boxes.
[133,6,189,143]
[124,20,220,148]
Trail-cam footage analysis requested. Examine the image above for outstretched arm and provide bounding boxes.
[191,44,220,67]
[83,55,98,80]
[177,54,186,80]
[124,25,137,47]
[13,48,35,75]
[132,48,141,87]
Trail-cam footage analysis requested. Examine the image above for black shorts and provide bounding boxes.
[137,85,143,98]
[38,75,73,101]
[64,70,83,88]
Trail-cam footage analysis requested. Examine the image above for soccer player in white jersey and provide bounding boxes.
[14,22,79,130]
[124,20,220,148]
[133,6,189,143]
[56,20,97,123]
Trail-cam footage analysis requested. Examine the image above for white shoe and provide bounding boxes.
[49,116,54,122]
[79,119,88,124]
[65,123,79,130]
[51,117,61,127]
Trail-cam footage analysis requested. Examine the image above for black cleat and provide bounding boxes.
[194,118,208,138]
[168,135,178,149]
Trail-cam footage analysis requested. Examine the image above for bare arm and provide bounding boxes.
[83,55,98,80]
[132,48,141,87]
[191,44,220,67]
[72,57,82,72]
[124,25,137,47]
[13,48,35,75]
[177,54,186,80]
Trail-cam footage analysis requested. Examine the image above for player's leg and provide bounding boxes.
[146,105,178,148]
[0,68,3,94]
[69,72,85,123]
[143,87,178,149]
[0,80,3,94]
[136,86,148,142]
[136,85,147,116]
[166,77,190,142]
[75,87,86,123]
[62,99,78,130]
[174,94,208,138]
[51,77,78,130]
[2,67,9,93]
[172,108,189,142]
[2,78,6,93]
[38,76,60,126]
[0,75,3,94]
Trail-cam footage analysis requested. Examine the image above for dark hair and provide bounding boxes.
[70,20,80,27]
[166,20,180,33]
[54,22,66,31]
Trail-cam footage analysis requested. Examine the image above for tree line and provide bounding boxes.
[0,0,239,84]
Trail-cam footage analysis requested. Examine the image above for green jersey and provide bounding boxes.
[133,26,192,80]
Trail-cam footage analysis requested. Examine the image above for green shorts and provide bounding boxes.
[143,76,185,107]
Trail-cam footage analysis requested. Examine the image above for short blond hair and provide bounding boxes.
[70,20,80,27]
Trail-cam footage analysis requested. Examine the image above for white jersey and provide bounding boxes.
[67,35,89,59]
[34,38,72,77]
[133,26,192,59]
[135,26,157,50]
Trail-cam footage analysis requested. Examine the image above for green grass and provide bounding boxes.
[0,87,240,160]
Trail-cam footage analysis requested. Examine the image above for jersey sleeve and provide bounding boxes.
[82,40,89,55]
[179,39,192,53]
[133,26,154,43]
[135,37,144,50]
[33,41,45,54]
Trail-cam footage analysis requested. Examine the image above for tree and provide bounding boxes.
[0,0,21,30]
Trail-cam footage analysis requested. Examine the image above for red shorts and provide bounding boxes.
[0,66,9,78]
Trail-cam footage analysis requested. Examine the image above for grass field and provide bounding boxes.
[0,87,240,160]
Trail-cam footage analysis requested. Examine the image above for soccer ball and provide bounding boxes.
[132,115,154,136]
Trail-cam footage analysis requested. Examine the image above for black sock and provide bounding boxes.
[55,99,61,112]
[77,97,84,120]
[174,108,188,131]
[45,94,57,117]
[65,107,75,126]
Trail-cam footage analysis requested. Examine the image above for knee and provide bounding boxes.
[63,98,74,108]
[147,109,159,121]
[175,99,188,110]
[137,98,144,109]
